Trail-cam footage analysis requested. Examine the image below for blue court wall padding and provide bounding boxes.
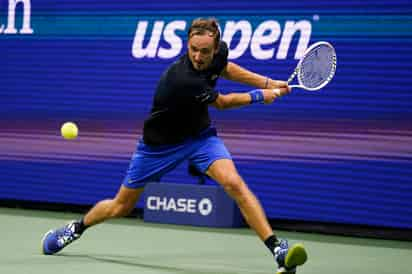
[1,0,412,229]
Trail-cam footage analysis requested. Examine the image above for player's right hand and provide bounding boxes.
[262,86,291,104]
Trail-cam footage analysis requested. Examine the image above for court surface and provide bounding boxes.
[0,207,410,274]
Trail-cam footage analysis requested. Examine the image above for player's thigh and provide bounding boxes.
[189,136,232,174]
[123,145,188,188]
[206,158,243,189]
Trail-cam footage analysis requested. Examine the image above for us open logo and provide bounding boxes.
[132,19,315,60]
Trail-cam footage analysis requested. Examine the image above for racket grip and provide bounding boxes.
[273,89,281,96]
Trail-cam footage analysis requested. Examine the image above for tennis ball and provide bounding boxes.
[61,122,78,140]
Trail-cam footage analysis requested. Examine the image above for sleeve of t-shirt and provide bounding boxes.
[196,87,219,104]
[212,41,229,75]
[199,41,227,104]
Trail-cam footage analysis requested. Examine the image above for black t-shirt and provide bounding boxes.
[143,41,229,145]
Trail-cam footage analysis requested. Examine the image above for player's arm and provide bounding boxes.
[221,61,288,89]
[211,62,290,110]
[211,89,288,110]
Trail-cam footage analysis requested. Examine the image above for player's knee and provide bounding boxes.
[221,174,246,198]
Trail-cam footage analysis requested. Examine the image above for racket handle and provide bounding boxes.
[273,89,281,96]
[288,85,301,88]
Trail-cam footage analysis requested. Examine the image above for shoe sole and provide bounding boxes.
[41,230,54,255]
[285,243,307,268]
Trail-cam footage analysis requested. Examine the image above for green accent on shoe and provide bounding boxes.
[285,243,308,268]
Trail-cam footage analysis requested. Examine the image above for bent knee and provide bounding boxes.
[221,174,246,196]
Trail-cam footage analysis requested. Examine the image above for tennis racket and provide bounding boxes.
[287,41,337,91]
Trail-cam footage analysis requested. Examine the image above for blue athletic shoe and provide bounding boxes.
[41,220,81,255]
[274,239,307,274]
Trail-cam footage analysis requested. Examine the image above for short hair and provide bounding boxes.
[188,18,221,47]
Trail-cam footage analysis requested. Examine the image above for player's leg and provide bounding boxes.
[189,134,272,241]
[41,186,143,255]
[189,131,307,274]
[41,139,192,255]
[206,159,307,274]
[206,159,272,240]
[83,185,144,226]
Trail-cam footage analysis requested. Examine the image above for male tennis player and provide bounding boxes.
[41,18,307,274]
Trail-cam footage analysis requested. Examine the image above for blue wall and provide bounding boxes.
[1,0,412,229]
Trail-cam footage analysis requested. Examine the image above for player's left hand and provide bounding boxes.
[262,86,291,104]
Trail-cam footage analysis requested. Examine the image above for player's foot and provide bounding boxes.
[41,220,81,255]
[274,239,307,274]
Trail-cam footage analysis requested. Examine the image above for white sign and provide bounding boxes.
[0,0,34,35]
[147,196,213,216]
[132,19,312,60]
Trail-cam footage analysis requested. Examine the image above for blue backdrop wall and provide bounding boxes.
[1,0,412,229]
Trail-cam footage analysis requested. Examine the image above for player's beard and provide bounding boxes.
[194,60,210,71]
[195,62,204,70]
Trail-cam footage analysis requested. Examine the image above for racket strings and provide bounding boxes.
[299,45,336,89]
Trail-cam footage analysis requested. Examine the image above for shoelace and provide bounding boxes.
[274,240,289,266]
[57,223,79,247]
[275,246,288,260]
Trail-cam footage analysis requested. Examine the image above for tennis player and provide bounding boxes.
[42,18,307,274]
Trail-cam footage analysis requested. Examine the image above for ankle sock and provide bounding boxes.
[264,235,280,255]
[74,218,89,235]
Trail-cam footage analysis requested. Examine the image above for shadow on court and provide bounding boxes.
[57,253,252,274]
[1,207,412,274]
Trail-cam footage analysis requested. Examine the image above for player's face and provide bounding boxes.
[188,34,217,71]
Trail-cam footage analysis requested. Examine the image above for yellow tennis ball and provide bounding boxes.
[61,122,78,140]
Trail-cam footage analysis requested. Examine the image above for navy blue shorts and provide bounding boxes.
[122,128,232,189]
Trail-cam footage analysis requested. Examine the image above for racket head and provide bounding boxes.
[296,41,337,91]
